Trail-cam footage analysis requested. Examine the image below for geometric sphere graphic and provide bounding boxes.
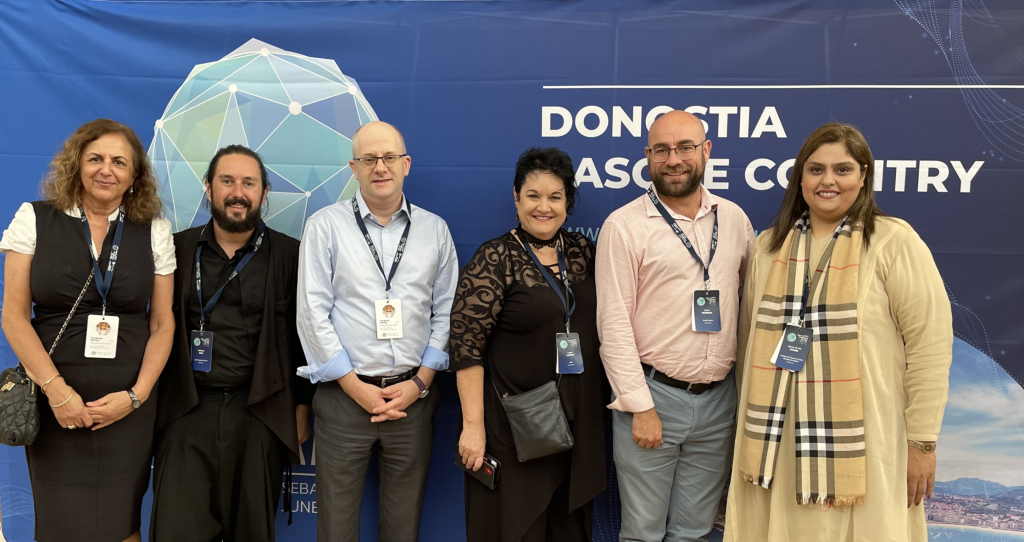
[148,38,377,238]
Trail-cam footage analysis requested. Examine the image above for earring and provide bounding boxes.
[129,185,135,194]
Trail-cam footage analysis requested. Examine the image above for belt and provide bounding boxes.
[641,363,722,395]
[357,368,416,388]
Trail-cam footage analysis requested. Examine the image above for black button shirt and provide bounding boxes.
[187,222,270,388]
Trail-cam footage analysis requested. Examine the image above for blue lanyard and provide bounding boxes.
[79,206,124,314]
[646,187,717,288]
[194,222,266,331]
[352,197,411,296]
[518,229,575,331]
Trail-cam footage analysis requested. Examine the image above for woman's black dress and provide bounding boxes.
[451,229,608,542]
[26,202,158,542]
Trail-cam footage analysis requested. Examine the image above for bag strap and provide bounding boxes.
[488,368,561,399]
[49,268,95,356]
[14,269,94,375]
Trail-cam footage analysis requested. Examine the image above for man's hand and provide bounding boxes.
[371,380,420,422]
[338,373,393,420]
[296,404,311,445]
[632,408,663,449]
[907,445,936,507]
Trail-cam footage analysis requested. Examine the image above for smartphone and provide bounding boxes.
[454,449,500,490]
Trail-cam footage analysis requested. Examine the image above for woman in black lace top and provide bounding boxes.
[452,148,608,542]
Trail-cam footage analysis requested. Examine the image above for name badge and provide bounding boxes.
[375,298,403,340]
[191,330,214,372]
[85,314,119,359]
[555,332,584,374]
[691,290,722,332]
[770,324,813,372]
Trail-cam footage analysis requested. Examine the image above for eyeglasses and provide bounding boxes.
[647,141,706,162]
[353,154,408,168]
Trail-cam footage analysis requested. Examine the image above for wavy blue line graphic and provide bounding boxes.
[894,0,1024,162]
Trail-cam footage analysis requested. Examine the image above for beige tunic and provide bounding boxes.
[724,217,953,542]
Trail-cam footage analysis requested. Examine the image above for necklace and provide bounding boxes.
[516,226,560,249]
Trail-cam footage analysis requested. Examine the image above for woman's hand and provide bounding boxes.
[907,445,936,507]
[45,380,93,429]
[85,391,136,431]
[459,421,487,471]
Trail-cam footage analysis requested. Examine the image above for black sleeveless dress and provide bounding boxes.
[26,201,158,542]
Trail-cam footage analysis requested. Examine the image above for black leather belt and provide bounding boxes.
[641,363,722,395]
[357,369,416,388]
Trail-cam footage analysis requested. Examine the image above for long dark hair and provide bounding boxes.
[766,122,886,253]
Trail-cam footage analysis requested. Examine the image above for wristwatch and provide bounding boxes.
[908,440,936,454]
[412,376,429,399]
[127,389,142,410]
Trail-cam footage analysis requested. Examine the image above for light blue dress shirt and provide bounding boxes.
[296,190,458,382]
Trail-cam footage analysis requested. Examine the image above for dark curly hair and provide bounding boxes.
[513,147,578,215]
[203,145,270,191]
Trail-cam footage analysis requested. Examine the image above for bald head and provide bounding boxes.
[351,121,406,157]
[648,110,705,148]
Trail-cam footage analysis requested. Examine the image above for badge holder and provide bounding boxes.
[376,294,404,340]
[691,282,722,333]
[771,323,813,372]
[85,307,119,359]
[556,319,583,375]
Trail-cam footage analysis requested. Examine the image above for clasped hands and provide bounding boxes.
[45,379,139,431]
[343,374,421,423]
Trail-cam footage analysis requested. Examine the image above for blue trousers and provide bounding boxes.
[613,372,736,542]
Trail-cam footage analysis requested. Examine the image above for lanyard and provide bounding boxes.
[194,222,266,331]
[646,187,718,289]
[79,206,125,314]
[352,197,411,297]
[519,229,576,332]
[795,217,847,327]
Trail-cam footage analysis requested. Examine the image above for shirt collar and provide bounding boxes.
[354,189,410,225]
[66,206,120,222]
[644,184,718,220]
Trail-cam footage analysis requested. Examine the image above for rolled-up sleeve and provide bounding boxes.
[596,218,654,413]
[422,222,458,371]
[295,217,351,383]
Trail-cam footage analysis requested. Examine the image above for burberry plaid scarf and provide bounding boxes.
[738,216,866,508]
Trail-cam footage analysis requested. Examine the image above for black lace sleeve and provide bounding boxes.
[450,237,511,371]
[563,231,596,282]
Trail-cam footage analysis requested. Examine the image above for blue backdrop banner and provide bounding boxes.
[1,1,1021,541]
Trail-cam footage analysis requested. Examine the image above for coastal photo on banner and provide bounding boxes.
[1,1,1021,541]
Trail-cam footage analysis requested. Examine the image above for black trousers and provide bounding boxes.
[150,388,288,542]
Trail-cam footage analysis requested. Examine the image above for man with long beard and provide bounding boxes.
[150,145,313,542]
[596,111,754,542]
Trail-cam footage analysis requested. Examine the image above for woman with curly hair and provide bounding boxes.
[1,119,176,542]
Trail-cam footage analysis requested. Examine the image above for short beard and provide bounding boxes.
[210,197,262,233]
[650,157,705,198]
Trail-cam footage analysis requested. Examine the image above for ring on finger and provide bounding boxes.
[67,424,76,430]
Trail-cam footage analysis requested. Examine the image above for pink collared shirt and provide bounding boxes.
[596,186,754,412]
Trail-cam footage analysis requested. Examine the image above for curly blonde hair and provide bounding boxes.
[41,119,163,224]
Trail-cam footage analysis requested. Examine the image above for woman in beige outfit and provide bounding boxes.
[724,123,952,542]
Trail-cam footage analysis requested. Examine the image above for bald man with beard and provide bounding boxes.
[596,111,754,542]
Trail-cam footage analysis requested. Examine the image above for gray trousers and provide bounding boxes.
[313,381,440,542]
[613,372,736,542]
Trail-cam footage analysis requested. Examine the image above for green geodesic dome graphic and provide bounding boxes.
[147,39,378,237]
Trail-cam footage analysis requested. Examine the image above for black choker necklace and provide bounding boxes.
[516,226,560,249]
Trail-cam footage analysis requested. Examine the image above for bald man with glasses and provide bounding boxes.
[296,121,459,542]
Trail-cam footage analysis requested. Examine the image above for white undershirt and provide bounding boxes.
[0,202,176,275]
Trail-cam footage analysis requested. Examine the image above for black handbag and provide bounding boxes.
[0,269,93,446]
[492,376,574,462]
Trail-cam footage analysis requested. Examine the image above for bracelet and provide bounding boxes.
[41,374,63,391]
[49,392,74,408]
